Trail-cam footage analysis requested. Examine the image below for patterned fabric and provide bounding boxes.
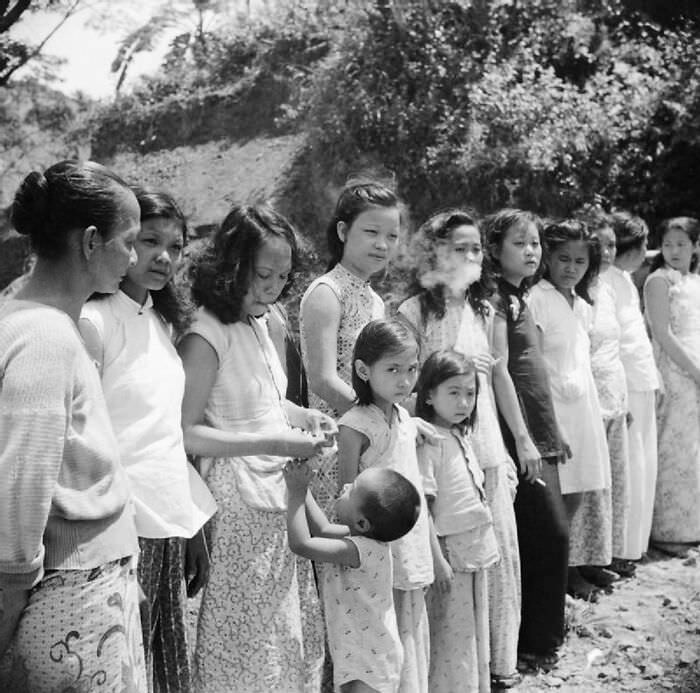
[647,269,700,543]
[339,404,434,590]
[300,264,385,513]
[427,570,490,693]
[323,537,402,693]
[138,537,191,693]
[394,588,430,693]
[193,472,323,693]
[606,415,631,557]
[567,488,613,566]
[483,465,521,678]
[622,391,658,558]
[0,557,146,693]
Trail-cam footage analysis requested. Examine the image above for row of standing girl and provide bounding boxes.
[1,163,697,693]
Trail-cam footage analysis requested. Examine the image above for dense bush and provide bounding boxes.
[303,0,700,226]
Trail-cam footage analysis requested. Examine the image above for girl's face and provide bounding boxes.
[593,226,616,273]
[661,228,697,274]
[338,205,400,280]
[436,224,483,294]
[357,345,419,409]
[91,187,140,294]
[495,221,541,285]
[547,240,590,293]
[121,217,184,300]
[242,236,292,318]
[427,372,477,428]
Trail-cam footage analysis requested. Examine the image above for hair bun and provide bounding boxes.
[11,170,49,238]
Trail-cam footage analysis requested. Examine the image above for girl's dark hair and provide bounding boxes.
[609,211,649,256]
[405,208,493,324]
[189,204,299,324]
[649,216,700,273]
[134,188,193,334]
[575,205,612,233]
[352,318,420,406]
[482,208,543,289]
[325,179,399,271]
[415,349,479,432]
[11,160,133,259]
[541,219,601,304]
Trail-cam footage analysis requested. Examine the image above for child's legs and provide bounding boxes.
[393,587,429,693]
[426,571,489,693]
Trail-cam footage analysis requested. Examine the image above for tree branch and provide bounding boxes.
[0,0,32,35]
[0,0,82,85]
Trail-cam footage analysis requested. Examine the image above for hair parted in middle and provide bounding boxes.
[188,204,299,324]
[541,218,601,305]
[351,317,420,406]
[649,216,700,273]
[415,349,479,432]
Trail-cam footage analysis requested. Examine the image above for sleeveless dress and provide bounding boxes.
[186,309,323,693]
[300,263,384,511]
[490,279,569,658]
[398,295,522,680]
[645,268,700,543]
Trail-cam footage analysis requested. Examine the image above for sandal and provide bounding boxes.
[518,651,559,672]
[608,557,636,578]
[651,542,691,559]
[491,672,522,689]
[578,565,620,588]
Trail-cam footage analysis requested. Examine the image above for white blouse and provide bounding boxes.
[81,291,216,539]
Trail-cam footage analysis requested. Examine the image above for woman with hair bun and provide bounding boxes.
[0,160,146,691]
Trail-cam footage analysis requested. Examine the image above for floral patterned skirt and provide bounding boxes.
[193,460,323,693]
[0,556,146,693]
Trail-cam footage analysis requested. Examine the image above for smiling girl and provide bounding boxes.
[644,217,700,556]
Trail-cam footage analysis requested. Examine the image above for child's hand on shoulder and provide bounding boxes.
[283,459,313,495]
[413,417,444,446]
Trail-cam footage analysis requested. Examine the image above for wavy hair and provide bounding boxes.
[189,204,299,324]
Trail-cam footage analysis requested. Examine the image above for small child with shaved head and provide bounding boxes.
[284,461,420,693]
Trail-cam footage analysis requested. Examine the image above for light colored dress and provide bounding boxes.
[529,280,612,566]
[323,536,402,693]
[186,308,323,693]
[300,263,384,511]
[420,428,498,693]
[399,296,521,679]
[645,268,700,543]
[339,403,433,693]
[590,275,630,558]
[607,265,658,558]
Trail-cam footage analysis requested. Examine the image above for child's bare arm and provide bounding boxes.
[337,425,367,488]
[305,491,350,539]
[284,461,359,567]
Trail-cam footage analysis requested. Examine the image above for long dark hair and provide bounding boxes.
[649,216,700,273]
[189,204,298,324]
[415,349,479,433]
[325,179,399,271]
[609,211,649,257]
[405,208,493,324]
[351,318,420,406]
[541,219,601,304]
[134,189,193,334]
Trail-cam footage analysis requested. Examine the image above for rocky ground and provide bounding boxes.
[187,546,699,692]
